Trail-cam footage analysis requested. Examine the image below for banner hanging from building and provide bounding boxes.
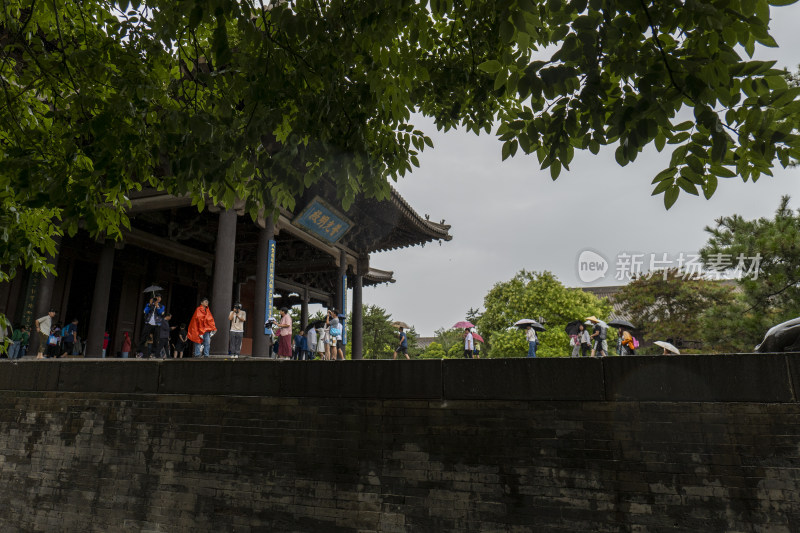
[341,274,347,346]
[264,239,276,334]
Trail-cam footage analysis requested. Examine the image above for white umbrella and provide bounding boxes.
[654,340,680,355]
[514,319,545,332]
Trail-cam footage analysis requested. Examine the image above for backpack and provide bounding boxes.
[632,336,640,349]
[330,327,341,336]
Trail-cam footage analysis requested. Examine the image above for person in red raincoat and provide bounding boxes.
[188,297,216,357]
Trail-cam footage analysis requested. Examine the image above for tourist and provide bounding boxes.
[34,309,56,359]
[393,326,409,360]
[60,318,78,357]
[525,324,537,358]
[121,331,132,358]
[293,328,308,360]
[335,315,345,360]
[188,297,216,357]
[264,317,277,358]
[228,303,246,358]
[174,324,187,358]
[326,309,337,358]
[139,294,165,358]
[579,324,591,357]
[8,325,27,360]
[275,307,292,358]
[19,325,30,357]
[46,324,61,358]
[464,327,474,358]
[587,317,608,357]
[156,313,172,358]
[306,323,318,361]
[315,321,326,360]
[102,331,110,358]
[619,329,635,356]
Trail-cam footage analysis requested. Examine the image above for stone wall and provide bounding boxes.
[1,355,799,532]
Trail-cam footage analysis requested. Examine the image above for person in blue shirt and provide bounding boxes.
[139,294,165,358]
[393,327,409,360]
[60,318,79,357]
[293,330,308,360]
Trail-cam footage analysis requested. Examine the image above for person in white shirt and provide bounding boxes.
[228,303,246,358]
[526,325,538,358]
[306,324,318,360]
[463,328,474,359]
[34,309,56,359]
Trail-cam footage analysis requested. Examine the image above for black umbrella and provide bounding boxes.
[608,319,636,330]
[565,320,583,336]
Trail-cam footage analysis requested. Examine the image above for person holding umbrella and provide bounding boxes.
[463,328,474,358]
[586,316,608,357]
[525,324,538,358]
[570,323,591,357]
[139,293,165,358]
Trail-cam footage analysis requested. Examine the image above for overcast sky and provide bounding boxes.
[360,5,800,336]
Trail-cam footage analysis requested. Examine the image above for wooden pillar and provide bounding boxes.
[30,237,61,355]
[301,288,309,332]
[252,216,275,356]
[210,209,237,355]
[352,255,368,360]
[337,249,347,314]
[86,241,115,357]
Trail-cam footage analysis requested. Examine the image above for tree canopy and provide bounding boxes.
[478,270,612,358]
[700,195,800,351]
[2,0,799,284]
[612,268,736,353]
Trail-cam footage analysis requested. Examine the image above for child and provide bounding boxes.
[47,324,62,358]
[156,313,172,358]
[121,331,132,358]
[174,324,187,358]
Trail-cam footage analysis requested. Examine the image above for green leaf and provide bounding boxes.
[664,186,679,209]
[703,175,718,199]
[652,179,673,195]
[550,162,561,180]
[478,60,502,74]
[677,176,700,195]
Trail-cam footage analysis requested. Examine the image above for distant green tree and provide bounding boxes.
[612,268,736,353]
[479,270,612,358]
[431,327,466,356]
[700,196,800,351]
[419,341,446,360]
[359,305,400,360]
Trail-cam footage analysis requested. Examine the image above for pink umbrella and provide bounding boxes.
[472,333,484,343]
[452,321,475,329]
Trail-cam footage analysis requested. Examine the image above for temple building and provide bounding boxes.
[0,185,451,358]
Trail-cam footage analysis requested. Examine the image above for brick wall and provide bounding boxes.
[1,355,800,532]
